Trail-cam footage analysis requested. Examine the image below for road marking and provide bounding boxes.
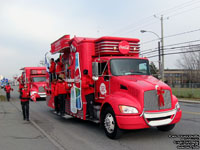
[183,111,200,115]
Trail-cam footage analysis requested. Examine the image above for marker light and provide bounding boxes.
[175,102,180,110]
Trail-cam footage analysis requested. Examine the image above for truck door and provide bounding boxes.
[95,61,110,100]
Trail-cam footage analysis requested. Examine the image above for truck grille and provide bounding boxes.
[39,86,45,92]
[144,90,171,111]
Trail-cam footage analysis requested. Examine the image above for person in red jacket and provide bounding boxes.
[51,79,60,114]
[55,58,63,79]
[20,86,30,121]
[4,83,13,101]
[55,74,70,116]
[82,70,94,119]
[49,58,56,83]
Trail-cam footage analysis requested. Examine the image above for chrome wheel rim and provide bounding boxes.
[104,113,115,134]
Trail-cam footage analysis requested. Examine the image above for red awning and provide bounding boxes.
[50,35,70,54]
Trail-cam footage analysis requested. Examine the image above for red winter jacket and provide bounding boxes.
[56,62,63,75]
[49,61,56,73]
[51,82,58,96]
[55,80,70,95]
[5,85,13,93]
[82,75,94,95]
[20,89,30,102]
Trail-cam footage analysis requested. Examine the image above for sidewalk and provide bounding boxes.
[0,100,58,150]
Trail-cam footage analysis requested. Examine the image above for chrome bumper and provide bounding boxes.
[143,109,177,127]
[38,92,46,98]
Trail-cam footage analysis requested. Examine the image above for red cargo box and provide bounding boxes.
[95,37,140,56]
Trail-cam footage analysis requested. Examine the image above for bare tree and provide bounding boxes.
[177,44,200,83]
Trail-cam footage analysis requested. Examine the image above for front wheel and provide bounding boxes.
[157,124,175,131]
[102,107,122,139]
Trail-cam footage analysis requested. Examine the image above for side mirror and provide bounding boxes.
[92,62,98,76]
[92,62,99,81]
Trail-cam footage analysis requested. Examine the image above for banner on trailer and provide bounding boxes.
[70,52,82,113]
[74,52,82,110]
[70,86,77,113]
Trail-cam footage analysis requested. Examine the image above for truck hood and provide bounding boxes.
[31,82,46,92]
[115,75,170,91]
[111,75,171,108]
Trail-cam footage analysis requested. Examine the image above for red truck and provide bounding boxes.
[46,35,182,139]
[19,67,47,100]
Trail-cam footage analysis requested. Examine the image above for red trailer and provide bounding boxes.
[19,67,47,100]
[46,35,182,139]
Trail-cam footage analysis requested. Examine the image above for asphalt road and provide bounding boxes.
[4,86,200,150]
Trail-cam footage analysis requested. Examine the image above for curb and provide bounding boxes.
[10,100,66,150]
[178,99,200,104]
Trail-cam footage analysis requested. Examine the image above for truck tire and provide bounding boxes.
[157,124,175,131]
[102,107,122,139]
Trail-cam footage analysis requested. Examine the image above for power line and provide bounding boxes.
[110,16,155,35]
[112,0,200,36]
[168,5,200,18]
[147,49,200,58]
[111,18,159,36]
[141,39,200,54]
[158,0,200,16]
[164,39,200,48]
[165,28,200,39]
[141,28,200,45]
[118,20,159,36]
[156,0,199,15]
[141,43,200,55]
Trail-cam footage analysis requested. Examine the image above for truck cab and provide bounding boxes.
[30,74,46,99]
[92,56,181,138]
[20,67,47,100]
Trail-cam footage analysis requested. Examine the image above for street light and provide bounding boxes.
[140,30,162,79]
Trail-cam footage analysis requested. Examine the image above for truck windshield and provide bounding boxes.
[32,77,46,82]
[110,59,150,76]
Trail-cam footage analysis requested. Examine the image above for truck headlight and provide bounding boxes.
[175,102,180,110]
[119,105,139,114]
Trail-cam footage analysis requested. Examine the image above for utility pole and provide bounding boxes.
[154,14,168,81]
[161,15,164,81]
[158,41,161,77]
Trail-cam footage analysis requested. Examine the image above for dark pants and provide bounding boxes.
[6,92,10,101]
[50,72,56,83]
[85,93,94,118]
[58,94,66,115]
[21,101,29,120]
[54,96,59,113]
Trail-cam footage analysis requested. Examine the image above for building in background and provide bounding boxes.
[164,69,200,88]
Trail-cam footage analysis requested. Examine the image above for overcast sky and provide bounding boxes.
[1,0,200,79]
